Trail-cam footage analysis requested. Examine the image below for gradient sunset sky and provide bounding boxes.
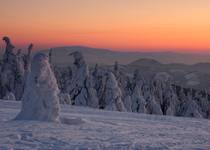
[0,0,210,52]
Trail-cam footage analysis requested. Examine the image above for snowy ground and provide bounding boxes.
[1,100,210,150]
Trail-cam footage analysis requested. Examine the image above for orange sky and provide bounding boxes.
[0,0,210,52]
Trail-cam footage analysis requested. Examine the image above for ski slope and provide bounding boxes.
[0,100,210,150]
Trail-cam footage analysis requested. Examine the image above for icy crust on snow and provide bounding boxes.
[1,100,210,150]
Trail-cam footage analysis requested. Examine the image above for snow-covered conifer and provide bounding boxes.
[68,51,99,108]
[104,72,126,111]
[15,53,60,122]
[59,93,71,105]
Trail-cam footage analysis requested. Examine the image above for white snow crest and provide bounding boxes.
[15,53,60,122]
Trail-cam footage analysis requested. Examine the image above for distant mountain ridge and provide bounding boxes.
[129,58,162,66]
[39,46,210,66]
[126,58,210,90]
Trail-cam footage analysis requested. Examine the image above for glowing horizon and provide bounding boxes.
[0,0,210,52]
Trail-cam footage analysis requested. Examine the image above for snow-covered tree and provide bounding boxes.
[23,44,33,75]
[85,75,99,108]
[55,66,72,93]
[3,91,16,101]
[68,51,99,108]
[0,36,17,99]
[104,72,126,111]
[14,49,25,100]
[122,76,133,112]
[49,48,53,65]
[164,86,178,116]
[142,83,163,115]
[146,95,163,115]
[152,73,178,116]
[0,37,33,100]
[59,93,71,105]
[182,100,203,118]
[131,85,146,113]
[113,61,128,98]
[123,95,132,112]
[67,51,89,105]
[92,65,107,109]
[15,53,60,122]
